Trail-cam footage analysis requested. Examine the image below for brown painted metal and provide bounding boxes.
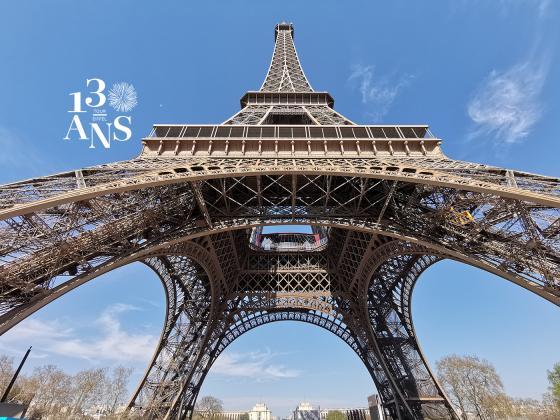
[1,22,559,420]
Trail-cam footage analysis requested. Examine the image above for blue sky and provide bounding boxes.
[1,0,559,417]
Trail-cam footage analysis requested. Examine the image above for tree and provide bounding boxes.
[436,354,511,419]
[70,367,107,415]
[326,410,347,420]
[104,366,133,414]
[510,397,557,420]
[26,365,73,418]
[547,362,560,410]
[195,395,224,420]
[541,392,560,419]
[0,355,14,393]
[239,413,250,420]
[0,355,35,406]
[0,354,140,419]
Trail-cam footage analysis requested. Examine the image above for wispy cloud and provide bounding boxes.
[348,65,413,121]
[507,0,551,18]
[455,0,553,18]
[0,304,157,364]
[212,349,300,380]
[533,0,552,17]
[467,57,548,144]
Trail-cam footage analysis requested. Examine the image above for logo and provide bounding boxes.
[63,78,137,149]
[108,82,138,112]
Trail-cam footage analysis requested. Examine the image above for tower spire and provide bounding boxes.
[225,22,353,125]
[260,23,313,92]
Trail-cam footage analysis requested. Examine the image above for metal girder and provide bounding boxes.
[1,22,559,420]
[127,235,457,420]
[260,23,313,93]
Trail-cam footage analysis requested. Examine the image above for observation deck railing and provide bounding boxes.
[249,233,328,252]
[141,124,443,158]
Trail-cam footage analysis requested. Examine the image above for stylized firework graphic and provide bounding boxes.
[108,82,138,112]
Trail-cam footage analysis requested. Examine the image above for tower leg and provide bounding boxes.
[127,254,219,419]
[355,248,457,419]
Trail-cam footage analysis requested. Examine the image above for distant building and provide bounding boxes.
[250,403,272,420]
[220,411,247,420]
[320,407,370,420]
[294,402,320,420]
[367,395,384,420]
[221,403,272,420]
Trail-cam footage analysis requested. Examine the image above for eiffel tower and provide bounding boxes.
[1,22,559,420]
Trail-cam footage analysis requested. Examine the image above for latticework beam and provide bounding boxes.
[1,22,559,420]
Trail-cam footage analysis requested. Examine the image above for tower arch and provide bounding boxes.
[0,22,559,420]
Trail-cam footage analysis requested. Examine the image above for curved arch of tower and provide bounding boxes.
[0,23,559,420]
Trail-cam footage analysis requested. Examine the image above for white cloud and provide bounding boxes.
[3,318,72,341]
[0,304,157,364]
[212,349,300,380]
[467,58,548,143]
[348,65,413,121]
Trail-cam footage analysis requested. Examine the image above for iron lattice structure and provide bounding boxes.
[1,23,559,420]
